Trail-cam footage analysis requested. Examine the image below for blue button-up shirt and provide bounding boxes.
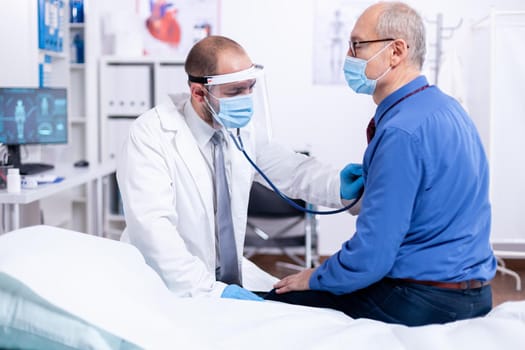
[310,76,497,295]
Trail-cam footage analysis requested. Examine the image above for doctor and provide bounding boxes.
[117,35,363,300]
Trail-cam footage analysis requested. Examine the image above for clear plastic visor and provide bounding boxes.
[205,65,272,143]
[203,64,264,86]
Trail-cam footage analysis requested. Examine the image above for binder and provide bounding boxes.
[38,0,65,52]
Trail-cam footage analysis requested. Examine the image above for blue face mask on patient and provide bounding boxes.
[206,93,254,129]
[343,43,392,95]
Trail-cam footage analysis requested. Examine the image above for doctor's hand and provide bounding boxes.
[340,163,364,200]
[273,268,314,294]
[221,284,264,301]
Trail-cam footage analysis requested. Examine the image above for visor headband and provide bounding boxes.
[188,64,264,86]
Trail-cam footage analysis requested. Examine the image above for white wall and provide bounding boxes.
[220,0,525,255]
[470,13,525,243]
[0,0,39,87]
[92,0,525,254]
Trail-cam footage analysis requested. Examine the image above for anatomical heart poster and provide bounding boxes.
[138,0,220,58]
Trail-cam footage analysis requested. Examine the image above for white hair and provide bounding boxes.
[376,2,426,69]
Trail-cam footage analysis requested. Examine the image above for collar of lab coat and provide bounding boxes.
[154,93,255,244]
[155,93,190,131]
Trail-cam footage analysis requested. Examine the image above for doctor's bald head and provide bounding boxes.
[185,35,250,79]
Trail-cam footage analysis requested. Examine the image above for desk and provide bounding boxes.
[0,162,116,234]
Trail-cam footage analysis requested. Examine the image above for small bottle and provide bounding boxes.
[73,33,84,63]
[70,0,84,23]
[7,168,21,193]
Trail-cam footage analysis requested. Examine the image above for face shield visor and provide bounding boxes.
[189,64,273,144]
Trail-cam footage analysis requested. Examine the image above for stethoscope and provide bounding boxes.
[223,83,432,215]
[227,129,362,215]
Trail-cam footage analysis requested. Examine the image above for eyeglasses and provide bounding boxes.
[349,38,395,57]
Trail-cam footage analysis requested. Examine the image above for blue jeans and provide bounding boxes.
[264,278,492,326]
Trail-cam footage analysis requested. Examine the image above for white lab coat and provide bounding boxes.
[117,94,342,297]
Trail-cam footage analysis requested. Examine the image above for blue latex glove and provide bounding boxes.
[340,163,364,200]
[221,284,264,301]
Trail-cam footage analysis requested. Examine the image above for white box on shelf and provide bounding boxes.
[104,64,152,117]
[155,63,186,104]
[107,118,135,160]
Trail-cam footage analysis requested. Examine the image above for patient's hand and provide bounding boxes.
[273,268,314,294]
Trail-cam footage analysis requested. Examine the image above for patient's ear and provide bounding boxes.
[190,84,206,102]
[391,39,409,67]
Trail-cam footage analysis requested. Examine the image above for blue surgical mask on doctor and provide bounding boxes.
[343,42,393,95]
[206,92,254,129]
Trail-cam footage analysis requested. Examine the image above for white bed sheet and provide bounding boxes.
[1,225,524,350]
[161,297,525,350]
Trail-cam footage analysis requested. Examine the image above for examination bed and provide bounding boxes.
[1,225,524,350]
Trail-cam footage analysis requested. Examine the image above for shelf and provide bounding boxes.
[0,1,98,235]
[104,227,124,240]
[69,23,85,29]
[102,56,157,64]
[101,55,184,65]
[108,115,140,119]
[72,196,87,204]
[70,117,86,124]
[39,49,67,59]
[99,58,188,237]
[107,214,125,223]
[70,63,85,70]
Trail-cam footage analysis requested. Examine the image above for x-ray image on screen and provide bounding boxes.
[0,87,67,145]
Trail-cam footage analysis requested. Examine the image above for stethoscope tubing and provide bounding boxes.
[229,129,362,215]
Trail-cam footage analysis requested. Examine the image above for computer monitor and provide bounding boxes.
[0,87,67,174]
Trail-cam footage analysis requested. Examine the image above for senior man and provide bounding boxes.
[266,1,496,326]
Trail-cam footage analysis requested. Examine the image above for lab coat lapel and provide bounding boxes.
[228,128,255,254]
[156,101,215,228]
[229,132,253,194]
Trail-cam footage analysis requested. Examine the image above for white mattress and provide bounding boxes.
[1,225,524,349]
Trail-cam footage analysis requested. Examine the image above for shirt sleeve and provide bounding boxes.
[310,127,422,294]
